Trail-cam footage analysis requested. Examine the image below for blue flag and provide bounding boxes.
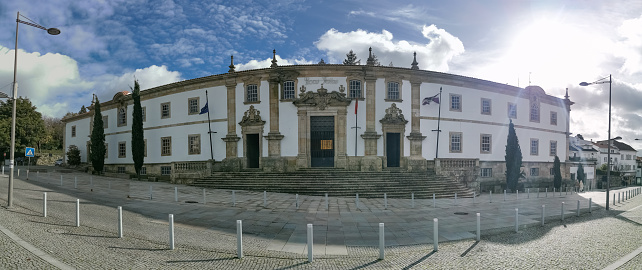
[199,102,209,114]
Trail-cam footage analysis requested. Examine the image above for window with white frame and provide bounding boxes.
[188,97,199,115]
[550,141,557,156]
[481,168,492,177]
[481,98,491,115]
[480,134,491,153]
[118,107,127,126]
[161,136,171,156]
[161,102,171,119]
[102,116,108,129]
[530,167,539,176]
[450,132,462,153]
[246,84,258,102]
[71,126,76,137]
[188,134,201,155]
[530,100,540,122]
[387,81,400,100]
[508,103,517,119]
[530,138,539,155]
[550,111,557,125]
[283,80,295,100]
[349,80,361,99]
[118,142,126,158]
[450,94,461,111]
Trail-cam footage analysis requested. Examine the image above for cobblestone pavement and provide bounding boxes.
[0,167,641,269]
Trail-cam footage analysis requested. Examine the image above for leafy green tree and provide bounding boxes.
[577,162,586,184]
[0,98,46,154]
[553,156,562,189]
[343,50,359,65]
[66,145,81,166]
[90,96,106,174]
[505,119,523,192]
[131,80,145,177]
[42,116,64,150]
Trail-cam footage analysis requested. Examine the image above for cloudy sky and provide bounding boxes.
[1,0,642,149]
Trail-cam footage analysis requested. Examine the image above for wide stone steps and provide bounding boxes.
[191,169,474,199]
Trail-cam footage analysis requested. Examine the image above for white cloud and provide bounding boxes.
[314,25,464,71]
[616,15,642,75]
[93,65,182,102]
[236,55,312,71]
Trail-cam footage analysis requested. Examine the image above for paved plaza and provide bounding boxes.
[0,166,641,269]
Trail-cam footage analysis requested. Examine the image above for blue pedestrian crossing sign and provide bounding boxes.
[25,147,35,157]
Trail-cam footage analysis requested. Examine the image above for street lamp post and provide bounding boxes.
[579,75,613,210]
[7,12,60,207]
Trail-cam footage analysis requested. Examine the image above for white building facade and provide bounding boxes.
[62,51,573,188]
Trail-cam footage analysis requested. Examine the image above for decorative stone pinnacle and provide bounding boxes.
[228,55,235,72]
[271,49,278,68]
[366,47,376,66]
[411,51,419,70]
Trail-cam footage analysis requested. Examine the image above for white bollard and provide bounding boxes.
[17,169,19,176]
[118,206,123,238]
[516,190,519,200]
[433,218,439,252]
[561,202,565,221]
[356,193,359,209]
[263,191,266,207]
[174,187,178,202]
[169,214,175,250]
[307,224,313,262]
[473,191,476,204]
[203,189,206,204]
[237,220,243,258]
[296,194,299,209]
[476,213,481,241]
[76,199,80,227]
[411,193,415,208]
[233,191,236,206]
[589,198,592,213]
[541,205,545,226]
[454,193,457,205]
[43,192,47,217]
[515,208,519,232]
[379,223,385,260]
[577,200,580,217]
[613,194,616,206]
[150,185,153,200]
[385,193,388,210]
[325,193,329,210]
[74,177,77,189]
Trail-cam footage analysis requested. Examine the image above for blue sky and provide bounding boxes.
[1,0,642,149]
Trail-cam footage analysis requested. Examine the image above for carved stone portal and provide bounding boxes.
[293,84,351,110]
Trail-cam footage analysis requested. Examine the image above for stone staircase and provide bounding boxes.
[191,168,474,199]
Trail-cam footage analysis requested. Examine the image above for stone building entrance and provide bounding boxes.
[311,116,335,167]
[386,132,401,167]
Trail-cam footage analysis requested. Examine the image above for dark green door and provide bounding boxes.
[246,134,260,168]
[386,132,400,167]
[311,116,334,167]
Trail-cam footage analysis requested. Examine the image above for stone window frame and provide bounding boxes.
[550,140,557,156]
[480,168,492,178]
[188,134,201,155]
[530,138,539,156]
[161,136,172,156]
[481,98,492,115]
[480,134,492,154]
[529,96,540,123]
[118,141,126,158]
[118,106,127,127]
[142,106,146,122]
[71,125,76,137]
[188,97,200,115]
[549,167,554,176]
[348,79,362,99]
[161,166,171,175]
[449,94,462,112]
[140,167,147,175]
[161,102,171,119]
[530,167,539,176]
[102,116,108,129]
[550,111,557,125]
[384,79,403,102]
[117,166,126,174]
[508,102,517,119]
[281,80,296,100]
[245,84,259,103]
[449,132,463,153]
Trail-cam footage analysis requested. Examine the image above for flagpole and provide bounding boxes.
[355,99,358,156]
[206,90,214,161]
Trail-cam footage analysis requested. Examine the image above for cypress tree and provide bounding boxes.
[90,96,106,174]
[505,119,523,192]
[553,156,562,189]
[577,162,585,184]
[131,80,145,178]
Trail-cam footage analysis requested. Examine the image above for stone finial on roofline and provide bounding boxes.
[228,55,235,72]
[411,52,419,70]
[271,49,278,68]
[366,47,376,66]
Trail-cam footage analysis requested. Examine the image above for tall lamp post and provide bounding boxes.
[7,12,60,208]
[579,75,613,210]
